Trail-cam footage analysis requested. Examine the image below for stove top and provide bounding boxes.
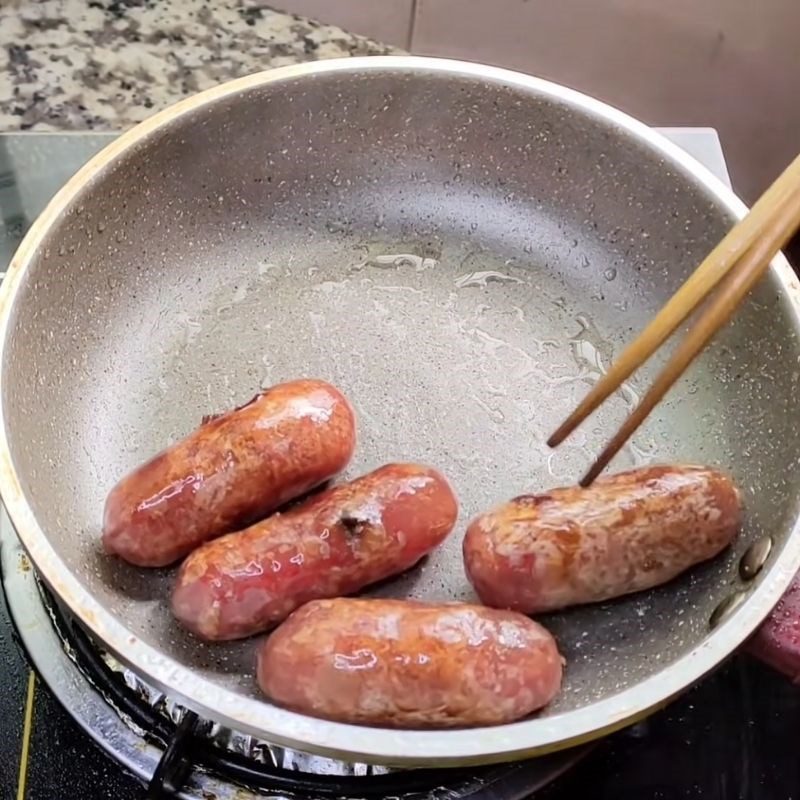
[0,131,798,800]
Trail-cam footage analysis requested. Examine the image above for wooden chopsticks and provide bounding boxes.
[548,152,800,487]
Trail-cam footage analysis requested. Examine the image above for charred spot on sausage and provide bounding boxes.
[202,389,269,426]
[233,390,269,413]
[340,514,368,536]
[512,494,554,506]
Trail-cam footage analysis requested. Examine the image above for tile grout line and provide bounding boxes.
[407,0,420,51]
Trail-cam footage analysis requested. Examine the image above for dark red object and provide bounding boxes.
[103,378,356,567]
[171,463,459,640]
[464,465,741,615]
[257,597,563,728]
[749,570,800,681]
[747,236,800,680]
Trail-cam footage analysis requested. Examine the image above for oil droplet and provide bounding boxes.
[569,314,640,409]
[232,284,248,304]
[258,261,280,277]
[362,253,438,272]
[625,437,657,467]
[455,271,524,289]
[546,446,588,482]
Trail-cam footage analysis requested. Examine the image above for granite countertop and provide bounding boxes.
[0,0,394,132]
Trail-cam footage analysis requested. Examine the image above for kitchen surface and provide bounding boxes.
[0,0,393,132]
[1,2,799,799]
[2,0,796,204]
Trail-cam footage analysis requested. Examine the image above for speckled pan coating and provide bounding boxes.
[1,57,800,766]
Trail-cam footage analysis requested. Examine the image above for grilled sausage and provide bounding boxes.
[103,379,356,567]
[257,597,563,728]
[171,463,458,640]
[464,465,742,614]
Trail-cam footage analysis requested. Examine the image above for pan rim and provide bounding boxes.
[1,55,799,767]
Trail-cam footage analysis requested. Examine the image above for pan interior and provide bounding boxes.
[3,67,800,732]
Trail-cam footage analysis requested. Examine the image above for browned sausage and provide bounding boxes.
[464,465,741,614]
[172,463,458,640]
[103,379,356,567]
[257,597,563,728]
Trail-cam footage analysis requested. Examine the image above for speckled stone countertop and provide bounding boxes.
[0,0,394,131]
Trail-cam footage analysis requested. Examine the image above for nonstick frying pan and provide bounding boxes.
[1,57,800,767]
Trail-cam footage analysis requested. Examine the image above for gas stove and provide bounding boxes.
[0,131,798,800]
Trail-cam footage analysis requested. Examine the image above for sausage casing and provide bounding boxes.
[464,465,742,614]
[171,463,458,640]
[257,597,563,728]
[103,378,356,567]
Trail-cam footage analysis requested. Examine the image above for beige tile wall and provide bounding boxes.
[271,0,800,202]
[272,0,415,48]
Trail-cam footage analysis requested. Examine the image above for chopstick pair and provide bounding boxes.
[548,152,800,487]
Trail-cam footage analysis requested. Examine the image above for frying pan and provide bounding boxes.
[1,56,800,768]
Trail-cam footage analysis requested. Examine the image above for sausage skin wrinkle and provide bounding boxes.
[103,379,356,567]
[464,465,742,614]
[257,598,563,728]
[172,463,458,640]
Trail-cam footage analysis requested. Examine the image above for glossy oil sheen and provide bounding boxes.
[102,378,356,566]
[171,463,458,639]
[258,598,563,727]
[1,60,800,761]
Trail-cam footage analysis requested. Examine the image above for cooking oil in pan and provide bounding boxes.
[88,230,725,711]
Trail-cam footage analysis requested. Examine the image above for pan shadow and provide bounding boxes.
[147,605,262,689]
[87,479,335,606]
[88,543,175,603]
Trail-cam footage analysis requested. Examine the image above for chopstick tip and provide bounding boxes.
[579,461,604,488]
[547,421,573,448]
